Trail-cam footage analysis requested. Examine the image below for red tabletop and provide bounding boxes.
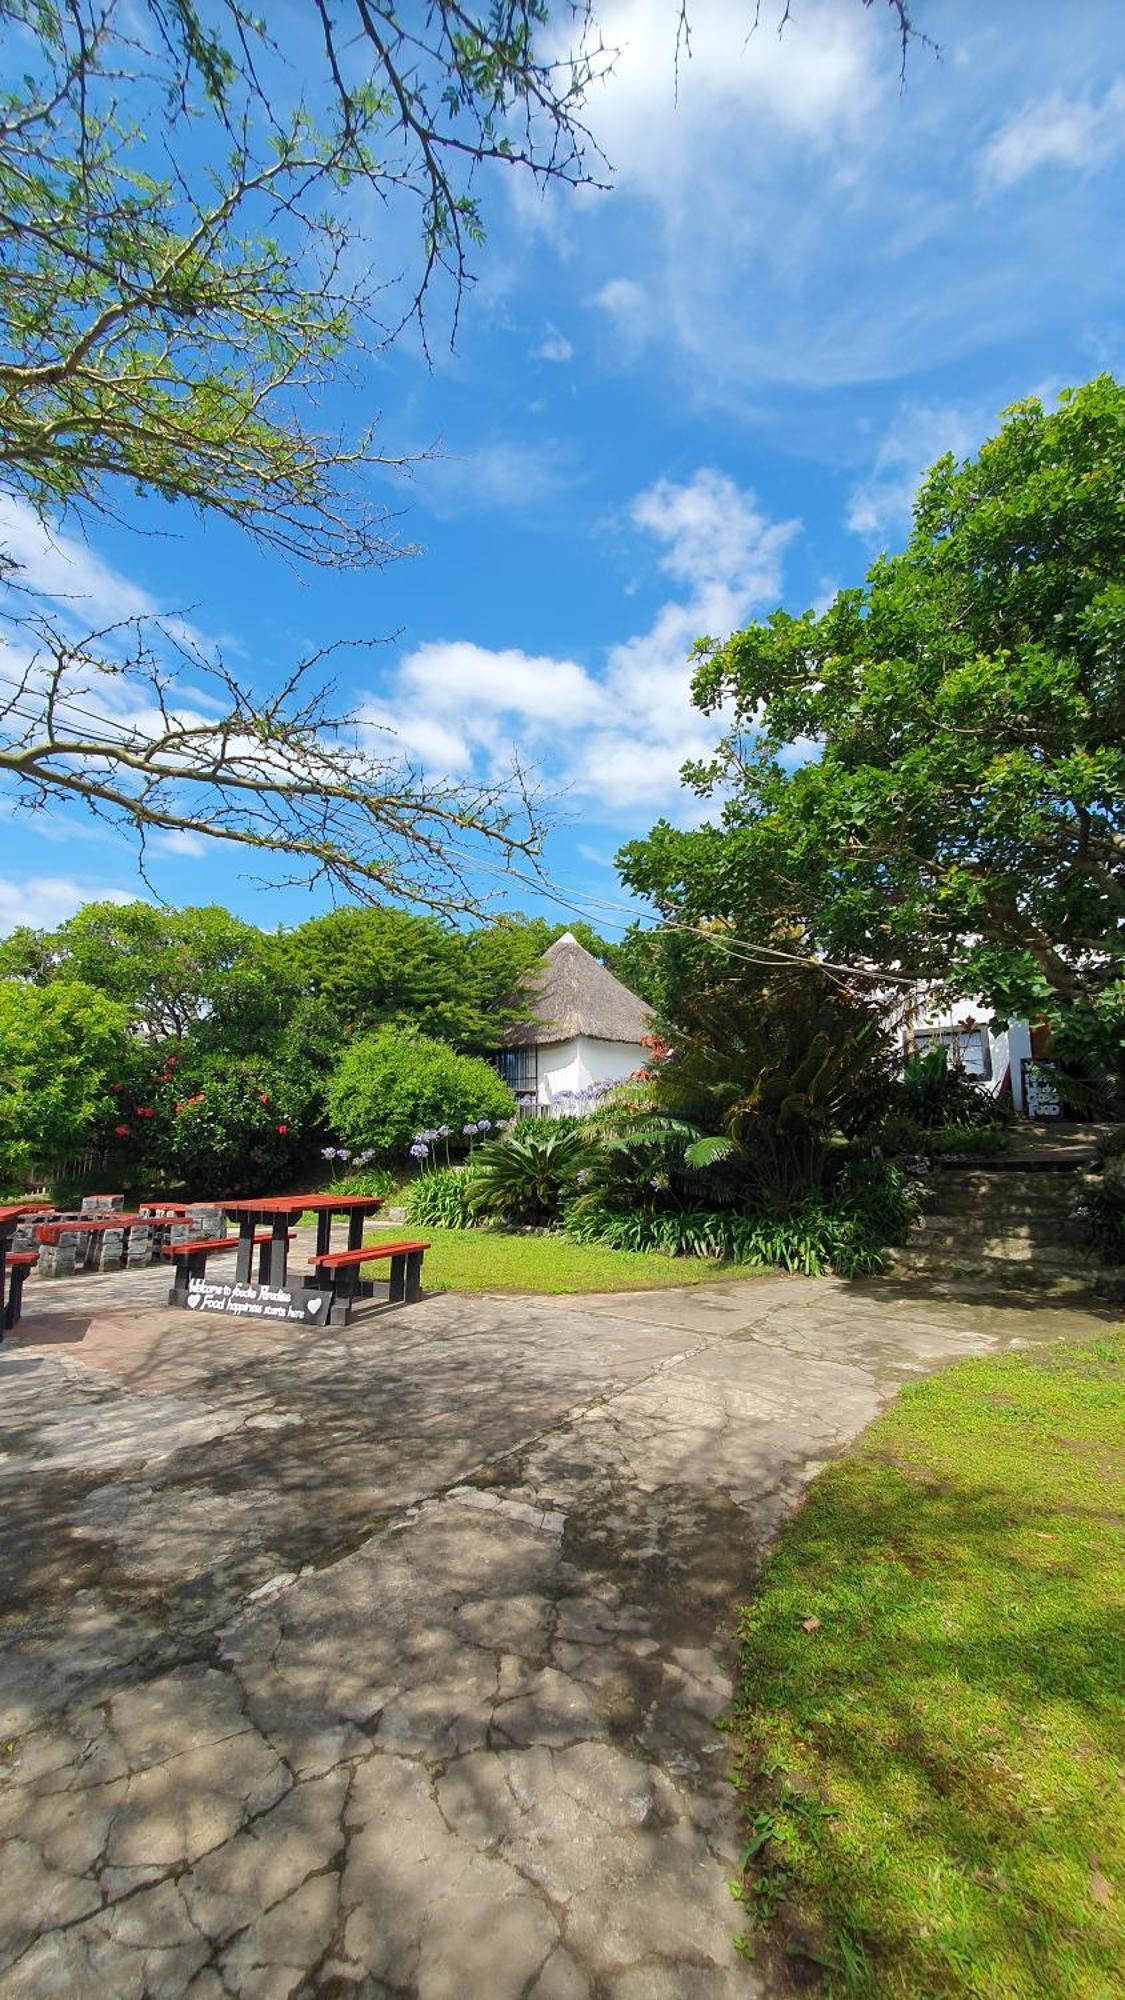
[222,1194,383,1214]
[0,1201,55,1222]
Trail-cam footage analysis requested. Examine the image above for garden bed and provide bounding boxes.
[731,1325,1125,1997]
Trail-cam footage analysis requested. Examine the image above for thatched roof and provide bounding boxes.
[501,933,654,1049]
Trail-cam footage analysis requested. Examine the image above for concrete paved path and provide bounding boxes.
[0,1253,1110,1998]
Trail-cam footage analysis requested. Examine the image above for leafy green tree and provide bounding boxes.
[293,908,615,1049]
[621,378,1125,1039]
[0,901,296,1048]
[0,979,131,1182]
[326,1028,513,1162]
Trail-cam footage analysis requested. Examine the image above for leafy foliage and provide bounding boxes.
[0,901,293,1049]
[564,1161,919,1279]
[890,1047,1008,1132]
[326,1028,513,1163]
[0,979,131,1181]
[405,1167,480,1230]
[0,0,609,901]
[1072,1164,1125,1265]
[470,1127,596,1226]
[620,378,1125,1032]
[637,966,896,1203]
[142,1055,315,1197]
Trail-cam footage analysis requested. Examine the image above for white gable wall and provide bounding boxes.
[537,1035,649,1109]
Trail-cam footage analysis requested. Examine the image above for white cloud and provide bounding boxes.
[526,2,1125,398]
[980,81,1125,190]
[846,402,983,542]
[531,324,575,363]
[0,874,136,936]
[369,468,798,816]
[150,829,208,858]
[0,496,157,627]
[590,277,653,351]
[416,438,579,517]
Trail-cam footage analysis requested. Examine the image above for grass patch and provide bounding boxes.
[731,1326,1125,1998]
[371,1226,762,1295]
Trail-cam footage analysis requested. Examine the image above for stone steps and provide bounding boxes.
[888,1161,1115,1292]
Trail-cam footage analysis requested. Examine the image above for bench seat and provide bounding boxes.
[3,1249,40,1331]
[163,1233,278,1259]
[307,1238,430,1305]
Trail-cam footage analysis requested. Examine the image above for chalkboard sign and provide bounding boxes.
[1023,1059,1062,1119]
[185,1278,329,1323]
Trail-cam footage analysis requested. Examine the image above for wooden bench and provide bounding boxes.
[164,1232,290,1284]
[37,1214,148,1245]
[3,1250,38,1330]
[308,1238,430,1305]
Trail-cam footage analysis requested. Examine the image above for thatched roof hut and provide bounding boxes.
[501,932,653,1049]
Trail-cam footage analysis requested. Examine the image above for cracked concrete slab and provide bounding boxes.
[0,1243,1107,1998]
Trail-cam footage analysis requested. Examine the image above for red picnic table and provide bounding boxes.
[0,1201,55,1334]
[163,1192,430,1326]
[221,1193,384,1289]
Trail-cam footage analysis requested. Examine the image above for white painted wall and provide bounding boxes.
[908,999,1034,1114]
[537,1035,650,1109]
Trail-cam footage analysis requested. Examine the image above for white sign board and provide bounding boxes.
[186,1278,329,1323]
[1023,1060,1062,1120]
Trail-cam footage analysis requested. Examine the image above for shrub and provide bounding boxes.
[0,979,132,1184]
[406,1165,480,1229]
[322,1166,398,1200]
[470,1127,596,1225]
[504,1113,583,1142]
[148,1055,313,1195]
[564,1160,921,1279]
[1073,1164,1125,1265]
[895,1047,1007,1131]
[875,1112,1010,1160]
[325,1028,513,1162]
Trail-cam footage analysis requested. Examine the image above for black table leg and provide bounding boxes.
[234,1217,256,1284]
[267,1215,289,1287]
[347,1208,365,1251]
[316,1211,332,1260]
[0,1237,7,1342]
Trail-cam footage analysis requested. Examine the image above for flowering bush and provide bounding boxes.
[326,1028,513,1162]
[149,1056,314,1194]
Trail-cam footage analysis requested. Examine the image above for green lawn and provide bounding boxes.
[372,1226,760,1294]
[731,1327,1125,1999]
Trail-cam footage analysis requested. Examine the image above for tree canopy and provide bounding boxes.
[620,377,1125,1037]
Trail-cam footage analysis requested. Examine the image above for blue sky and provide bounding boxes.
[3,0,1124,942]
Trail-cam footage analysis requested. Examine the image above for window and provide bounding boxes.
[495,1046,536,1091]
[910,1025,993,1081]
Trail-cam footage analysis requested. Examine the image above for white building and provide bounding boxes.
[904,995,1036,1115]
[495,933,654,1116]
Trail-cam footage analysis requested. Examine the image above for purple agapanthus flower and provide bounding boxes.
[462,1122,479,1136]
[409,1142,429,1159]
[477,1118,492,1132]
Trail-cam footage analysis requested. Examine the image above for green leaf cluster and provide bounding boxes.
[621,377,1125,1036]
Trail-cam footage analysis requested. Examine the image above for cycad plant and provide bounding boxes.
[470,1125,596,1226]
[616,968,895,1207]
